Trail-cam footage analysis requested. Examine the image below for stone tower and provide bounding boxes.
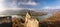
[25,11,39,27]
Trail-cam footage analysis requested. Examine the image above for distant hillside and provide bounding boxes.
[1,9,47,16]
[44,11,60,22]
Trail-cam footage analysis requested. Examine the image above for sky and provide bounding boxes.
[0,0,60,11]
[0,0,60,18]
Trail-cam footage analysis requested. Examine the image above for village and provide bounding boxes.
[0,0,60,27]
[0,10,60,27]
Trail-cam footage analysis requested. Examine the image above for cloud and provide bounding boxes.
[19,1,37,5]
[0,0,4,9]
[28,1,37,5]
[3,0,37,9]
[43,6,60,9]
[0,0,4,2]
[0,0,6,12]
[5,1,18,8]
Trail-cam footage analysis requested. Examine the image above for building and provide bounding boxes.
[0,16,12,27]
[12,11,39,27]
[25,11,39,27]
